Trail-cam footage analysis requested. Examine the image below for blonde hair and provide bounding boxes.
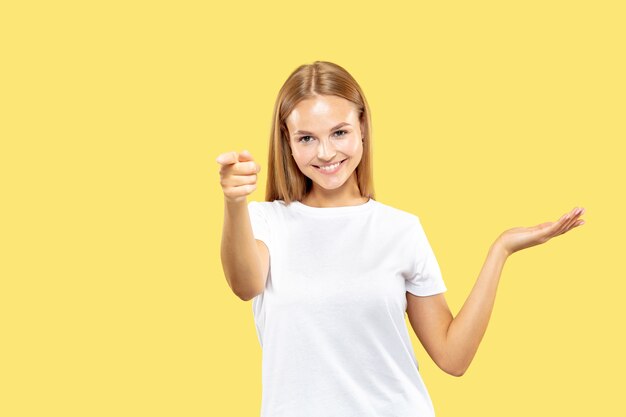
[264,61,375,204]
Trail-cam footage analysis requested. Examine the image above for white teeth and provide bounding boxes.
[317,161,341,171]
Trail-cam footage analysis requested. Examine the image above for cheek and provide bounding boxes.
[336,138,362,155]
[292,153,309,168]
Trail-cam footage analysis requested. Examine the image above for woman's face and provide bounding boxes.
[286,95,364,193]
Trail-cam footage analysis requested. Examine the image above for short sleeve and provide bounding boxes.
[405,216,447,296]
[247,201,272,250]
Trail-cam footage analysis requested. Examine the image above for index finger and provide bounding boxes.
[215,151,239,166]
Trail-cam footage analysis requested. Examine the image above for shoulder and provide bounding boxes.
[373,199,421,228]
[247,200,286,218]
[248,200,299,209]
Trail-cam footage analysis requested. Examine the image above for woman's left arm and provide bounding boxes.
[406,206,585,377]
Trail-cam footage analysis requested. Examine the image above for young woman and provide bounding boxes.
[216,61,585,417]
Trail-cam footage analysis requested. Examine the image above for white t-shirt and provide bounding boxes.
[248,198,447,417]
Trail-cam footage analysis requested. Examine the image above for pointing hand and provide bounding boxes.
[216,150,261,204]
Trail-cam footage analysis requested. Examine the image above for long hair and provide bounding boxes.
[264,61,375,204]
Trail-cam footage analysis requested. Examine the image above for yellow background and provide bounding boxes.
[2,1,624,416]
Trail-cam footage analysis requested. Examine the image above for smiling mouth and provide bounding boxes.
[313,159,347,169]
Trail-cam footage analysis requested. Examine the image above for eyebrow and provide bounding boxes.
[293,122,352,136]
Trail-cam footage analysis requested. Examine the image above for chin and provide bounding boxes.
[316,183,347,191]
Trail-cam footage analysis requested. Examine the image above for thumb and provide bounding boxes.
[533,221,556,232]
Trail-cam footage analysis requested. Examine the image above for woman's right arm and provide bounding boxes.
[216,150,268,301]
[221,199,269,301]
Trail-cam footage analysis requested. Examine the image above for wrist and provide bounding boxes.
[224,195,248,207]
[490,239,511,259]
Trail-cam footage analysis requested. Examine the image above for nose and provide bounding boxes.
[317,138,337,161]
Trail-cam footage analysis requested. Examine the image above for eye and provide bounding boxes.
[297,130,349,143]
[298,136,314,143]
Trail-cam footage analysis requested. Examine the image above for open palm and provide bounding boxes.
[497,207,586,256]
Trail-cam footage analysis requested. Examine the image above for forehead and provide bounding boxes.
[286,95,358,131]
